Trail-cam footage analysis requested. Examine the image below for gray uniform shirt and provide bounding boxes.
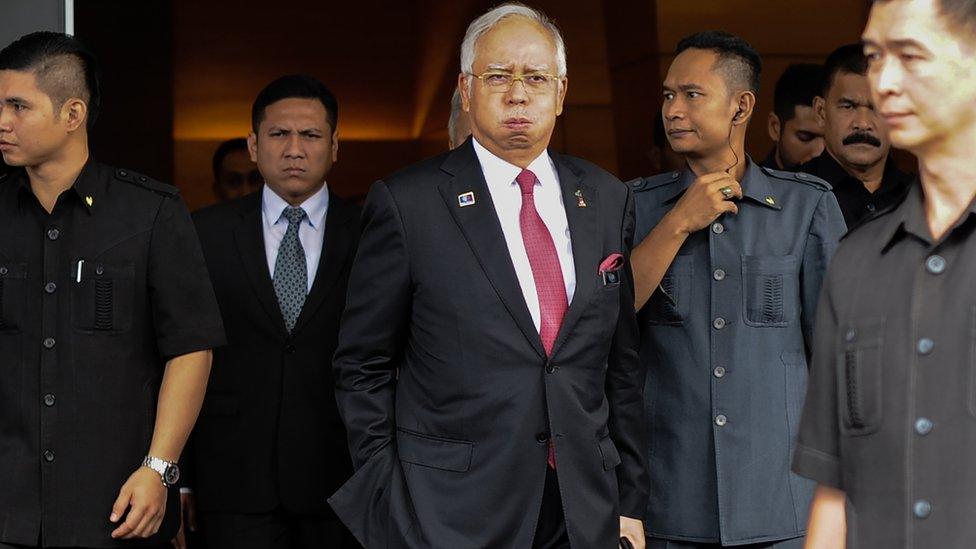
[794,181,976,548]
[632,160,846,545]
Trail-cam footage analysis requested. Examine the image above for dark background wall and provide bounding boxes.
[4,0,878,210]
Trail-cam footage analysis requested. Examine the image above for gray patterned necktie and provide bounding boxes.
[273,206,308,332]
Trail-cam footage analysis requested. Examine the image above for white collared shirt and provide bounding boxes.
[472,137,576,331]
[261,182,330,292]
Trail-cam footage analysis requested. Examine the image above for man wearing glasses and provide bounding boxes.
[329,3,647,548]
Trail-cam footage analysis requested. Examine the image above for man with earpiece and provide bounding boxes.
[626,31,847,549]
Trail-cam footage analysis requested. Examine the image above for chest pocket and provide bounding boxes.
[741,255,798,327]
[837,317,885,436]
[0,262,28,333]
[643,254,693,326]
[72,261,135,333]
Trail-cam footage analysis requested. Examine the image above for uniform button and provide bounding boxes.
[866,203,876,212]
[44,282,57,294]
[46,228,60,241]
[0,267,7,275]
[95,265,104,275]
[917,338,934,355]
[535,432,549,443]
[284,344,296,354]
[545,364,556,374]
[42,337,56,349]
[711,222,725,234]
[43,394,56,407]
[926,255,946,275]
[914,500,932,519]
[845,328,857,342]
[119,170,128,177]
[713,269,726,281]
[713,366,726,378]
[715,414,728,427]
[915,417,933,435]
[43,450,55,462]
[713,317,726,330]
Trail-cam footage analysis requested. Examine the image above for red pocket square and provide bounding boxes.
[599,253,625,274]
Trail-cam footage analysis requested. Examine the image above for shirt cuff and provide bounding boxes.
[157,325,226,359]
[792,443,843,489]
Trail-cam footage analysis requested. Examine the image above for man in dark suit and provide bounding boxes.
[329,4,647,548]
[188,75,360,548]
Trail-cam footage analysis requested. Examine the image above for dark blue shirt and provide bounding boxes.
[631,159,846,544]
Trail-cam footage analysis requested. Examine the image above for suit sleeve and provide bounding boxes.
[800,191,846,353]
[606,186,649,519]
[333,180,412,468]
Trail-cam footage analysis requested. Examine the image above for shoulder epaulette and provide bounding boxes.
[114,168,179,197]
[761,165,832,191]
[629,171,681,193]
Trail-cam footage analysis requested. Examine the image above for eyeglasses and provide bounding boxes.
[468,71,559,94]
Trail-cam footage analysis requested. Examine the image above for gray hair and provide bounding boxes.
[448,88,464,146]
[460,3,567,78]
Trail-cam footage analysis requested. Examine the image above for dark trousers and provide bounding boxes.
[532,466,570,549]
[646,536,805,549]
[202,507,359,549]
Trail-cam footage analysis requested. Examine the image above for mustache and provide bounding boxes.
[843,132,882,147]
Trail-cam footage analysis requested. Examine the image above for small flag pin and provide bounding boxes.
[575,189,587,208]
[457,191,476,207]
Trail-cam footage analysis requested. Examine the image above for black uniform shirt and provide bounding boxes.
[794,181,976,548]
[799,151,913,229]
[0,160,225,547]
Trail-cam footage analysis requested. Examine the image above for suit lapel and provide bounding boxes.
[292,193,357,334]
[233,193,288,337]
[549,154,601,358]
[437,142,546,358]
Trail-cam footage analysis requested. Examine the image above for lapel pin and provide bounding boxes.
[574,189,587,208]
[764,196,776,206]
[85,195,94,207]
[457,191,476,208]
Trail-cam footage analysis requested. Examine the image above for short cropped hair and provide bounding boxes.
[821,44,867,97]
[251,74,338,134]
[0,31,101,130]
[872,0,976,35]
[676,31,762,95]
[773,63,823,123]
[461,3,566,78]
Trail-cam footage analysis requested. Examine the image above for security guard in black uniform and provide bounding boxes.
[0,32,224,548]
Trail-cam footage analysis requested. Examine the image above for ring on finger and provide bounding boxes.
[720,186,734,199]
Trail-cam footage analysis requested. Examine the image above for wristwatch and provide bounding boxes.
[143,455,180,487]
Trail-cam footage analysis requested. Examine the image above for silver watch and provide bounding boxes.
[143,455,180,487]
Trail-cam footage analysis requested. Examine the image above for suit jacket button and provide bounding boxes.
[285,344,296,354]
[536,432,549,443]
[545,364,555,374]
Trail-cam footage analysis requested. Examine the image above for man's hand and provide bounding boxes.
[664,171,743,235]
[110,466,168,539]
[171,491,197,549]
[620,516,646,549]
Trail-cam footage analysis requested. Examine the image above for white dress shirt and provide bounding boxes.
[472,137,576,332]
[262,182,330,293]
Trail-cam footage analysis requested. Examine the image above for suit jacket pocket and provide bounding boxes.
[837,317,885,436]
[643,254,693,326]
[598,435,622,470]
[397,428,473,472]
[741,255,798,327]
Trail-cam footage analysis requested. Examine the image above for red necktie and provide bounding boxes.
[516,169,567,469]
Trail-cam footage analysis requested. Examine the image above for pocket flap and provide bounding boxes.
[598,435,622,470]
[397,429,473,472]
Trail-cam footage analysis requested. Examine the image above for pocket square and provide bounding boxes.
[599,253,625,274]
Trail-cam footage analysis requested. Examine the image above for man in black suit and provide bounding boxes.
[188,75,360,548]
[329,4,647,548]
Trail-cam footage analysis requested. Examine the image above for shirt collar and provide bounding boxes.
[12,157,99,214]
[261,181,330,231]
[880,179,976,252]
[471,136,556,192]
[816,150,913,197]
[663,156,780,210]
